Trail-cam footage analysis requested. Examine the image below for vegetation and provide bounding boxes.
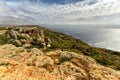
[0,25,120,70]
[0,33,9,45]
[59,56,72,64]
[42,26,120,70]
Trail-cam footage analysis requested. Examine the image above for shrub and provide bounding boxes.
[59,56,72,63]
[0,61,9,66]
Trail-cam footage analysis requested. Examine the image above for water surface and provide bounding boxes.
[44,24,120,52]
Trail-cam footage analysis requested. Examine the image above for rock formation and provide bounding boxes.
[0,25,120,80]
[0,44,120,80]
[0,26,52,48]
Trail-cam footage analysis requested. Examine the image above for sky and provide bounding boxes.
[0,0,120,25]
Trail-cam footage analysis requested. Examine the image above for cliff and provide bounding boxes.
[0,25,120,80]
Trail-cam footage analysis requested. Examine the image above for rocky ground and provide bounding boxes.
[0,44,120,80]
[0,26,52,49]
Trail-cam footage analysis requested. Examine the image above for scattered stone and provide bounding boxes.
[14,40,22,46]
[2,27,52,48]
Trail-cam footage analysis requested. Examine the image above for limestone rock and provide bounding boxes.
[35,56,54,67]
[0,44,120,80]
[14,40,22,46]
[4,27,52,48]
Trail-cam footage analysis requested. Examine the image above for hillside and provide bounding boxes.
[0,25,120,71]
[0,44,120,80]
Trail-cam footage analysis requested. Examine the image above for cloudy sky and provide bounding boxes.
[0,0,120,25]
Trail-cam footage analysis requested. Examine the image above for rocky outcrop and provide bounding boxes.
[3,27,52,48]
[0,44,120,80]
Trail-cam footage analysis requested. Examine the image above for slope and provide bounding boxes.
[0,25,120,70]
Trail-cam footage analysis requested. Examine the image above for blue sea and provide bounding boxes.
[43,24,120,52]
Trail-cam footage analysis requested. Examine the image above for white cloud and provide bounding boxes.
[0,0,120,25]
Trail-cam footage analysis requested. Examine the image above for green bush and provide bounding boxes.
[0,34,9,45]
[59,56,72,63]
[17,35,26,39]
